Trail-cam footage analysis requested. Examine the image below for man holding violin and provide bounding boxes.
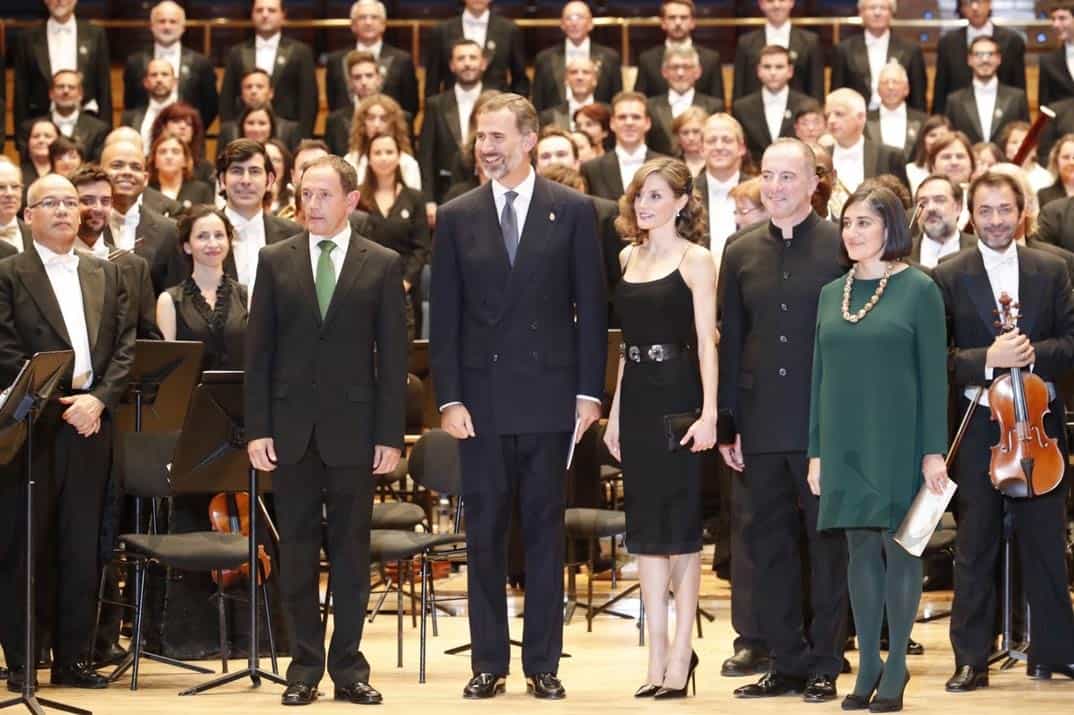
[931,170,1074,693]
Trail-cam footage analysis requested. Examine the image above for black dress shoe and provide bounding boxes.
[803,674,838,703]
[906,639,924,656]
[281,682,318,706]
[0,667,7,681]
[721,647,772,677]
[945,665,989,692]
[463,673,506,699]
[6,668,37,693]
[92,643,127,668]
[50,662,108,689]
[526,672,566,699]
[1027,661,1074,680]
[634,683,660,697]
[335,681,383,705]
[869,671,910,713]
[734,672,807,698]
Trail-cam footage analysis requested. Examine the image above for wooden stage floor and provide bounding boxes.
[11,568,1074,714]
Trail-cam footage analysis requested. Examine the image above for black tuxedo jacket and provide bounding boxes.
[0,246,134,411]
[84,231,161,340]
[145,180,215,213]
[931,26,1026,115]
[430,176,607,434]
[865,106,929,159]
[324,106,353,157]
[859,138,910,188]
[207,213,301,288]
[634,44,725,103]
[1034,196,1074,255]
[13,20,112,130]
[732,88,811,164]
[0,51,6,153]
[423,14,528,98]
[694,170,744,249]
[219,36,318,138]
[122,46,220,128]
[581,148,663,202]
[246,230,407,466]
[1035,96,1074,166]
[731,26,824,102]
[121,204,181,296]
[325,43,419,118]
[16,112,109,164]
[538,104,572,131]
[0,241,16,261]
[645,92,724,156]
[910,231,976,264]
[831,33,927,112]
[1038,183,1067,212]
[932,245,1074,390]
[530,42,622,112]
[418,90,465,203]
[1027,236,1074,286]
[590,194,624,296]
[943,83,1030,144]
[1038,47,1074,109]
[216,117,301,154]
[140,186,182,220]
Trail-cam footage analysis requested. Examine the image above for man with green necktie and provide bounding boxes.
[245,154,408,707]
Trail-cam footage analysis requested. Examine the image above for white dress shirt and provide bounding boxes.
[878,103,907,150]
[832,135,866,193]
[255,32,281,75]
[52,109,79,138]
[308,223,351,283]
[615,144,648,193]
[74,234,110,259]
[565,36,590,63]
[461,9,490,49]
[356,40,383,60]
[667,88,694,119]
[454,82,483,145]
[705,170,739,255]
[47,17,78,77]
[973,77,999,141]
[34,241,93,389]
[762,86,788,142]
[965,21,994,45]
[864,30,890,110]
[343,151,423,192]
[765,21,791,48]
[918,230,962,269]
[154,41,182,80]
[226,207,266,289]
[566,93,594,130]
[109,203,141,251]
[140,96,176,149]
[968,239,1020,404]
[0,218,23,253]
[1066,44,1074,88]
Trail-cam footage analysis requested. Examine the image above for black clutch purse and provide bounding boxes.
[663,410,701,452]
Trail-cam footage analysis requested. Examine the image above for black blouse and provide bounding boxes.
[165,275,248,372]
[363,185,431,288]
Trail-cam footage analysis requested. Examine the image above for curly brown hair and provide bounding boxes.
[615,157,708,246]
[348,94,412,158]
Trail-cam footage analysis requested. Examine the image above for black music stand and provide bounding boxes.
[988,504,1030,670]
[172,371,287,696]
[105,340,209,684]
[0,351,87,715]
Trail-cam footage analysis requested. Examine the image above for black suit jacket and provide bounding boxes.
[538,103,573,131]
[122,46,220,128]
[1027,236,1074,287]
[1038,183,1068,212]
[16,112,109,164]
[830,33,927,112]
[1035,96,1074,166]
[943,83,1030,144]
[931,26,1026,115]
[324,106,353,157]
[694,170,744,250]
[325,43,419,118]
[646,92,724,157]
[860,138,910,188]
[0,51,6,153]
[245,230,407,465]
[865,106,929,159]
[1038,47,1074,110]
[219,36,318,138]
[430,176,607,434]
[146,180,215,214]
[530,42,622,113]
[591,194,624,295]
[118,205,181,296]
[909,231,976,264]
[0,246,134,411]
[423,14,529,98]
[362,187,430,288]
[581,148,663,202]
[216,117,301,154]
[140,187,182,220]
[731,26,824,102]
[733,89,811,164]
[82,233,161,340]
[13,20,112,130]
[214,213,302,287]
[418,90,465,203]
[1034,196,1074,255]
[634,44,725,103]
[0,242,16,261]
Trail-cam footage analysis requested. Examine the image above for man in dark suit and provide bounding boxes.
[830,0,927,111]
[537,57,605,132]
[122,1,219,130]
[120,59,179,149]
[0,160,26,257]
[695,114,748,254]
[423,0,528,99]
[216,107,302,154]
[1039,2,1074,108]
[720,139,849,702]
[634,0,725,102]
[732,0,824,102]
[732,45,810,165]
[13,0,112,131]
[825,88,909,193]
[865,60,928,159]
[219,0,318,139]
[325,51,380,156]
[944,36,1030,146]
[531,2,622,113]
[645,46,724,157]
[16,70,109,163]
[932,171,1074,693]
[1035,95,1074,167]
[932,0,1026,114]
[0,173,134,690]
[430,94,606,700]
[912,175,976,267]
[581,92,662,201]
[324,1,419,119]
[1035,193,1074,254]
[246,155,406,707]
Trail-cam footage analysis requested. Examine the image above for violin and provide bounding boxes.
[987,293,1064,498]
[208,492,272,587]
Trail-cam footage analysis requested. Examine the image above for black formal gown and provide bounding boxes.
[615,252,702,554]
[165,276,248,371]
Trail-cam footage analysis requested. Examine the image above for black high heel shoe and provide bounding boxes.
[654,651,699,699]
[869,670,910,713]
[842,669,883,711]
[634,683,661,697]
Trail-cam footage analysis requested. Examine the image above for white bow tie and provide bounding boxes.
[51,25,73,34]
[48,254,79,271]
[864,33,885,47]
[464,17,485,28]
[983,253,1016,272]
[256,38,275,50]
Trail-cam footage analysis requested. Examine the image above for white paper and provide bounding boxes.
[565,417,583,470]
[893,479,958,557]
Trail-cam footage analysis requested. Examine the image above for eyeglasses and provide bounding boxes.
[28,197,79,211]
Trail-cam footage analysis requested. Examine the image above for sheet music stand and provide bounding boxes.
[171,371,287,696]
[0,350,88,715]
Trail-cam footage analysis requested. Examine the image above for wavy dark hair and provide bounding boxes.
[615,157,708,246]
[177,204,235,270]
[150,101,205,162]
[356,133,406,214]
[911,114,952,167]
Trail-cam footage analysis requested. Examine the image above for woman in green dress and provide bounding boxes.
[807,184,950,712]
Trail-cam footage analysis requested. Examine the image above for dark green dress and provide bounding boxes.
[808,266,948,531]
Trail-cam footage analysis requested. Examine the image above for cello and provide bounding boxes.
[987,293,1065,498]
[208,492,272,587]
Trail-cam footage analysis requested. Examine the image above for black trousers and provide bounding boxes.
[273,435,373,686]
[950,400,1074,669]
[729,467,767,652]
[740,451,848,678]
[459,431,569,677]
[0,407,112,669]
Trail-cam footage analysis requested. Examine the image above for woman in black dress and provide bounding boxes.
[156,205,247,370]
[151,102,214,185]
[604,158,718,699]
[148,132,214,213]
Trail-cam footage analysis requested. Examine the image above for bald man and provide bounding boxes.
[530,1,622,112]
[120,58,178,148]
[824,88,908,194]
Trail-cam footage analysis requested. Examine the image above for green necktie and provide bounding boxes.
[315,239,336,318]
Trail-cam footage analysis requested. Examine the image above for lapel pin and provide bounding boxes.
[784,109,792,119]
[549,212,556,222]
[277,56,286,65]
[908,127,917,137]
[79,45,88,55]
[487,40,496,52]
[994,108,1003,118]
[401,208,410,219]
[789,50,798,62]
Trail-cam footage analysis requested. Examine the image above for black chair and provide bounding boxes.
[564,507,639,631]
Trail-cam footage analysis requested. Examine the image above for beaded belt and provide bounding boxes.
[620,342,694,363]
